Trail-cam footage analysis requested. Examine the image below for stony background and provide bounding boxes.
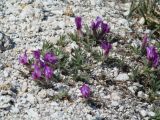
[0,0,156,120]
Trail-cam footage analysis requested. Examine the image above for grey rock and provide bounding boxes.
[11,107,20,113]
[38,89,47,99]
[147,111,155,117]
[0,32,14,52]
[111,101,119,107]
[140,110,147,117]
[0,96,13,109]
[26,94,37,104]
[115,73,129,81]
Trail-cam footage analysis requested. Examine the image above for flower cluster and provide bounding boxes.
[146,46,159,68]
[141,35,159,68]
[80,84,91,98]
[100,41,112,56]
[75,16,112,57]
[91,16,110,40]
[19,50,58,80]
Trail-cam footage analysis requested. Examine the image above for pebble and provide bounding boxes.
[140,110,147,117]
[111,101,119,107]
[115,73,129,81]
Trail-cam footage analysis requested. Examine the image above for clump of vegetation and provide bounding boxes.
[129,34,160,101]
[129,0,160,36]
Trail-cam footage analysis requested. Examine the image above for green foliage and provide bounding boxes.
[129,0,160,36]
[52,90,71,101]
[150,109,160,120]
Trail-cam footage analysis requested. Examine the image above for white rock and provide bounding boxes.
[21,0,33,4]
[11,107,20,113]
[26,94,36,104]
[139,17,145,25]
[111,101,119,107]
[137,91,148,99]
[148,111,155,117]
[38,90,47,99]
[111,92,121,101]
[21,82,28,93]
[115,73,129,81]
[128,86,137,94]
[27,109,39,119]
[0,96,12,109]
[90,0,96,6]
[140,110,147,117]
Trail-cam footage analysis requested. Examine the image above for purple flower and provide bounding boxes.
[80,84,91,98]
[91,16,102,30]
[44,66,53,79]
[75,16,82,30]
[35,59,45,68]
[100,41,112,56]
[33,49,40,59]
[19,50,28,65]
[146,46,159,67]
[142,34,148,48]
[32,64,42,80]
[44,52,58,64]
[101,22,110,34]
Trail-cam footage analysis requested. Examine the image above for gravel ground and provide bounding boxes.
[0,0,157,120]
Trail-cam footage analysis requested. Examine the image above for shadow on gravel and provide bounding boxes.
[102,57,130,73]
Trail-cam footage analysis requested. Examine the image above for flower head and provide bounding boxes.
[80,84,91,98]
[146,46,159,67]
[75,16,82,30]
[101,22,110,34]
[100,41,112,56]
[44,52,57,64]
[91,16,102,31]
[19,50,28,65]
[44,65,53,79]
[32,64,42,80]
[33,49,41,59]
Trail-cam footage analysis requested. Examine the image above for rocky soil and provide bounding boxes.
[0,0,157,120]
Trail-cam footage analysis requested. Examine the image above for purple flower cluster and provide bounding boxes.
[19,50,58,80]
[80,84,91,98]
[100,41,112,56]
[19,50,28,65]
[75,16,110,40]
[141,35,159,68]
[75,17,82,30]
[74,16,112,56]
[146,46,159,68]
[91,16,110,40]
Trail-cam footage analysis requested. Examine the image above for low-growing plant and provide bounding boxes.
[19,43,60,86]
[128,0,160,36]
[130,35,160,99]
[150,109,160,120]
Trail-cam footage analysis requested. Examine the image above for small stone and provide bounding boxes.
[140,110,147,117]
[50,102,59,106]
[128,86,137,94]
[21,82,28,93]
[27,108,39,119]
[148,111,155,117]
[111,92,121,101]
[11,107,19,113]
[137,91,148,99]
[38,89,47,99]
[26,94,36,104]
[111,101,119,107]
[0,96,13,109]
[115,73,129,81]
[139,17,145,25]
